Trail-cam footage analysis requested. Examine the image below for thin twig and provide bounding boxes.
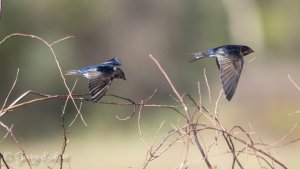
[143,126,192,168]
[0,124,13,143]
[288,74,300,91]
[222,133,244,169]
[288,110,300,116]
[59,80,78,169]
[0,33,87,126]
[197,81,202,112]
[0,69,19,115]
[138,104,148,147]
[214,89,223,117]
[50,36,74,46]
[177,132,192,169]
[0,153,10,169]
[149,54,213,169]
[0,121,32,169]
[194,126,288,169]
[204,68,212,103]
[142,121,165,169]
[270,123,298,146]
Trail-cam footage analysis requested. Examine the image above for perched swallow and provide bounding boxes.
[65,57,126,102]
[190,45,254,101]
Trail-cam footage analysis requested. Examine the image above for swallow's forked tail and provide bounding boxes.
[64,69,81,76]
[189,52,207,63]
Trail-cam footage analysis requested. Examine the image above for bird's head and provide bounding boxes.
[114,68,126,80]
[241,46,254,56]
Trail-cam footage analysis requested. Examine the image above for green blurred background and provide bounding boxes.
[1,0,300,168]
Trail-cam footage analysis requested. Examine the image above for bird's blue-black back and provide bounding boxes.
[78,64,114,76]
[210,45,246,57]
[78,57,121,76]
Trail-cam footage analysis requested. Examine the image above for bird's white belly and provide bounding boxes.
[83,72,102,79]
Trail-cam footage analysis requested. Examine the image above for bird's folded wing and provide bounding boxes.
[217,55,244,101]
[88,76,112,102]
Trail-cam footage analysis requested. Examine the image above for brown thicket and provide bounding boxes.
[0,33,299,169]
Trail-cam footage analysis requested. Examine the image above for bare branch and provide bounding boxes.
[288,74,300,91]
[60,80,78,169]
[0,121,32,169]
[0,33,87,126]
[197,81,202,111]
[149,54,213,169]
[0,153,10,169]
[0,124,13,143]
[214,89,223,117]
[0,69,19,115]
[270,123,298,146]
[50,36,74,46]
[204,68,212,103]
[288,110,300,116]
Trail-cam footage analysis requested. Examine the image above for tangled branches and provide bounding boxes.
[0,33,299,169]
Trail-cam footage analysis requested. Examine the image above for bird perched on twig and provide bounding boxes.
[65,57,126,102]
[190,45,254,101]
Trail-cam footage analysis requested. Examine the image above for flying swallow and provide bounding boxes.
[190,45,254,101]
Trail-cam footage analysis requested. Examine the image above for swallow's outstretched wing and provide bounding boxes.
[88,76,112,102]
[217,54,244,101]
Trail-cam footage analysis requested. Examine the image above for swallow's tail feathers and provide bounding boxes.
[64,69,81,76]
[189,52,207,63]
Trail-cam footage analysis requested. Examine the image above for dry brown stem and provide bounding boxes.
[149,54,213,169]
[0,153,10,169]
